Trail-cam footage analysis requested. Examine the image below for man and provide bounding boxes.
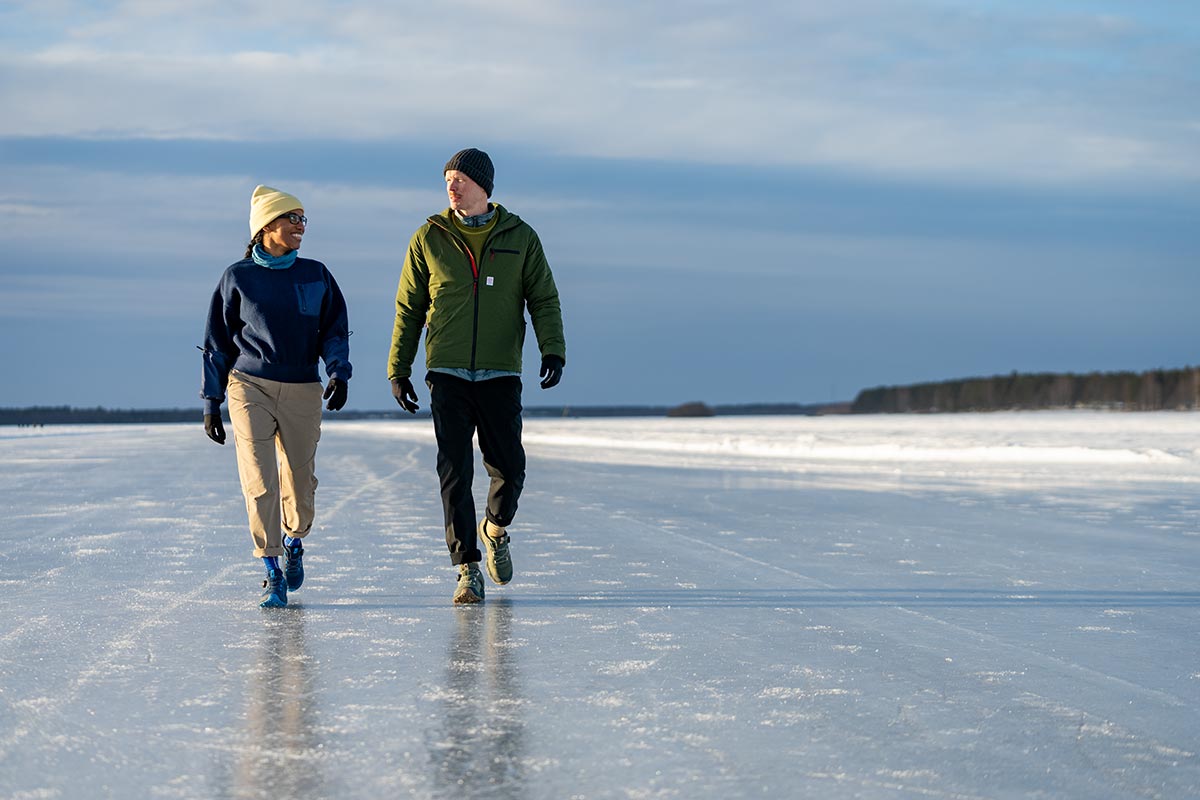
[388,148,566,604]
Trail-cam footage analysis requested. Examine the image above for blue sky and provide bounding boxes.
[1,1,1197,410]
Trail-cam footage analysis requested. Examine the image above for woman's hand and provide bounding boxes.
[204,414,226,445]
[324,378,348,411]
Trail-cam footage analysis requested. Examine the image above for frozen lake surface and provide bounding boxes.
[2,411,1199,799]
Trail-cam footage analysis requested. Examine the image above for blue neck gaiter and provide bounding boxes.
[252,244,297,270]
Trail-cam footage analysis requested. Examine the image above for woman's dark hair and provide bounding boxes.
[244,230,265,259]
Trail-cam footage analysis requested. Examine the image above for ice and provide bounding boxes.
[1,412,1198,798]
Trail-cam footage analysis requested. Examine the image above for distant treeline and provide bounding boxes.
[0,402,847,426]
[0,407,426,426]
[2,407,202,425]
[852,368,1200,413]
[661,401,850,417]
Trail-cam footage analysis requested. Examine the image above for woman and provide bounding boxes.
[201,185,352,608]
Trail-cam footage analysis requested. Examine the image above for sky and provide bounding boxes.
[0,0,1197,411]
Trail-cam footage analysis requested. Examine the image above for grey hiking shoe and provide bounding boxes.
[453,563,485,604]
[479,519,513,585]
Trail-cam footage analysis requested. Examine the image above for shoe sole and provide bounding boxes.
[479,520,512,585]
[453,588,483,604]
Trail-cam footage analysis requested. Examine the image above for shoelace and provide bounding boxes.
[490,536,510,560]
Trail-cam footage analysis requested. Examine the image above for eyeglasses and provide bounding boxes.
[277,213,307,226]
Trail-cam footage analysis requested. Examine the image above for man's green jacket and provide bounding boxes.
[388,205,566,380]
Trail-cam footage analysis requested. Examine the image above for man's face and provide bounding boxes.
[445,170,489,216]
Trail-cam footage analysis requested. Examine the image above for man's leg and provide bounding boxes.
[474,376,526,528]
[427,372,483,565]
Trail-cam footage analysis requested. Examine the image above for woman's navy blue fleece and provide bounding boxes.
[201,256,352,415]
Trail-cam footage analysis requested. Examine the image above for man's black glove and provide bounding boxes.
[391,377,420,413]
[324,378,348,411]
[539,355,564,389]
[204,414,226,445]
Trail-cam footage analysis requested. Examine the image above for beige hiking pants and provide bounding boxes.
[227,370,323,558]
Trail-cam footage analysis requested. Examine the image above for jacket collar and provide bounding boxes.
[431,203,519,233]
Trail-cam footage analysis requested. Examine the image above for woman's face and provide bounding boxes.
[261,209,306,255]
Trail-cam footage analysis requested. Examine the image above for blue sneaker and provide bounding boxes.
[260,567,288,608]
[284,538,304,591]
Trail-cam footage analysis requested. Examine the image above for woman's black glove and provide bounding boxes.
[391,377,420,413]
[204,414,226,445]
[539,355,564,389]
[324,378,348,411]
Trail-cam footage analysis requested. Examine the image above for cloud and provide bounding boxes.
[0,273,211,319]
[0,201,54,217]
[1,1,1196,184]
[0,140,1196,408]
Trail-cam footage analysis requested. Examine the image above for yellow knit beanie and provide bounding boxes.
[249,185,303,237]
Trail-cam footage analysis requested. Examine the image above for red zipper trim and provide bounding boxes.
[466,248,479,285]
[432,218,482,368]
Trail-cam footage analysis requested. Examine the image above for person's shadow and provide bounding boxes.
[426,599,526,797]
[229,607,326,799]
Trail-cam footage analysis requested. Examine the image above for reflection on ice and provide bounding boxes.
[224,608,325,800]
[427,600,525,798]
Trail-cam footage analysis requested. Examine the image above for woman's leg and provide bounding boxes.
[227,373,285,558]
[275,381,324,540]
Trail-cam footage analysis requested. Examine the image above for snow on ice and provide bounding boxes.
[1,411,1198,798]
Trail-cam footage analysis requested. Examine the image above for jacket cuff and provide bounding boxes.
[203,397,223,416]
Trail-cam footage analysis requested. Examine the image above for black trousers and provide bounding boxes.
[426,372,526,565]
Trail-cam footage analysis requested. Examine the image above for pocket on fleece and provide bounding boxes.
[295,281,325,316]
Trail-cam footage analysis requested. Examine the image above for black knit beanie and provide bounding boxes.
[444,148,494,197]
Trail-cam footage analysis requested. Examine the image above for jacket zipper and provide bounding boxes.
[432,218,483,370]
[466,246,480,369]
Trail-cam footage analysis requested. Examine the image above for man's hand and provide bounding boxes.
[539,355,564,389]
[391,377,420,413]
[323,378,348,411]
[204,414,226,445]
